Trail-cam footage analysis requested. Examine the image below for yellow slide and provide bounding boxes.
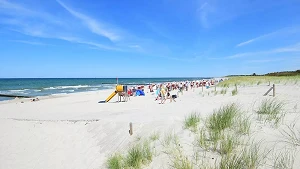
[105,91,117,102]
[99,85,126,103]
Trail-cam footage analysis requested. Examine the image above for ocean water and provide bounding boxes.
[0,78,209,101]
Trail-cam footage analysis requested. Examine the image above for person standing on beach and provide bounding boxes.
[160,86,166,104]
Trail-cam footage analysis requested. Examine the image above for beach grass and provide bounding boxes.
[256,99,285,125]
[231,88,238,96]
[279,124,300,147]
[195,127,210,151]
[171,154,193,169]
[107,140,153,169]
[217,75,300,87]
[234,115,251,135]
[125,140,153,168]
[273,150,295,169]
[107,154,124,169]
[149,131,160,141]
[161,131,179,147]
[184,112,200,132]
[219,133,239,155]
[220,88,227,95]
[207,103,239,132]
[219,142,266,169]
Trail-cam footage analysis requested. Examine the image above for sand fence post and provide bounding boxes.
[273,84,275,97]
[129,122,133,135]
[268,81,270,86]
[202,85,203,92]
[215,86,216,92]
[235,84,237,91]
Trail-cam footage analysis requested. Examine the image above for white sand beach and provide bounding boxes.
[1,81,300,169]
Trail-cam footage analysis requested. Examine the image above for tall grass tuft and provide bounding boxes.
[125,140,153,168]
[234,115,251,135]
[161,131,179,147]
[207,103,239,132]
[184,112,200,132]
[273,150,295,169]
[220,88,227,95]
[196,128,210,151]
[256,99,285,126]
[219,133,239,155]
[149,131,160,141]
[279,124,300,147]
[231,88,238,96]
[107,154,123,169]
[171,155,193,169]
[219,142,266,169]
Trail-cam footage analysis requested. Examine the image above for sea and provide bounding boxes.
[0,78,210,101]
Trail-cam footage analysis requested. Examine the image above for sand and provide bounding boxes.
[0,83,300,169]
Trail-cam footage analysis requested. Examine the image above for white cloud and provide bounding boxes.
[226,43,300,59]
[56,0,120,42]
[236,26,300,47]
[10,40,49,46]
[0,0,119,51]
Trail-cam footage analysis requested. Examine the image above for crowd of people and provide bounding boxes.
[126,79,223,104]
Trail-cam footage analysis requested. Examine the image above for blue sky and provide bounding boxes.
[0,0,300,78]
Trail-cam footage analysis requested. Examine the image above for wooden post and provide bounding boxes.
[215,86,216,92]
[202,85,203,92]
[268,81,270,86]
[129,122,133,135]
[273,84,275,97]
[235,84,237,91]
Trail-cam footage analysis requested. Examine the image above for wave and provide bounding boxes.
[44,85,91,90]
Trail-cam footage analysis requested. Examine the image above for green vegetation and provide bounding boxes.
[219,142,266,169]
[256,99,285,126]
[195,128,210,151]
[125,140,153,169]
[219,133,239,155]
[218,75,300,87]
[231,88,238,96]
[234,115,251,135]
[220,88,227,95]
[162,131,179,147]
[149,131,160,141]
[207,103,239,132]
[171,154,193,169]
[184,112,200,132]
[273,150,295,169]
[107,140,153,169]
[107,154,123,169]
[280,124,300,147]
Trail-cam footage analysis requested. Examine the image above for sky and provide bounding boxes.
[0,0,300,78]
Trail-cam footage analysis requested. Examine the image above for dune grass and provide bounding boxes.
[161,131,179,147]
[149,131,160,141]
[184,112,200,132]
[195,127,210,151]
[107,154,123,169]
[220,88,227,95]
[217,76,300,87]
[234,115,251,135]
[219,142,266,169]
[279,123,300,147]
[171,154,193,169]
[219,133,239,155]
[256,99,285,126]
[231,88,238,96]
[207,103,239,132]
[273,150,295,169]
[125,140,153,169]
[107,140,153,169]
